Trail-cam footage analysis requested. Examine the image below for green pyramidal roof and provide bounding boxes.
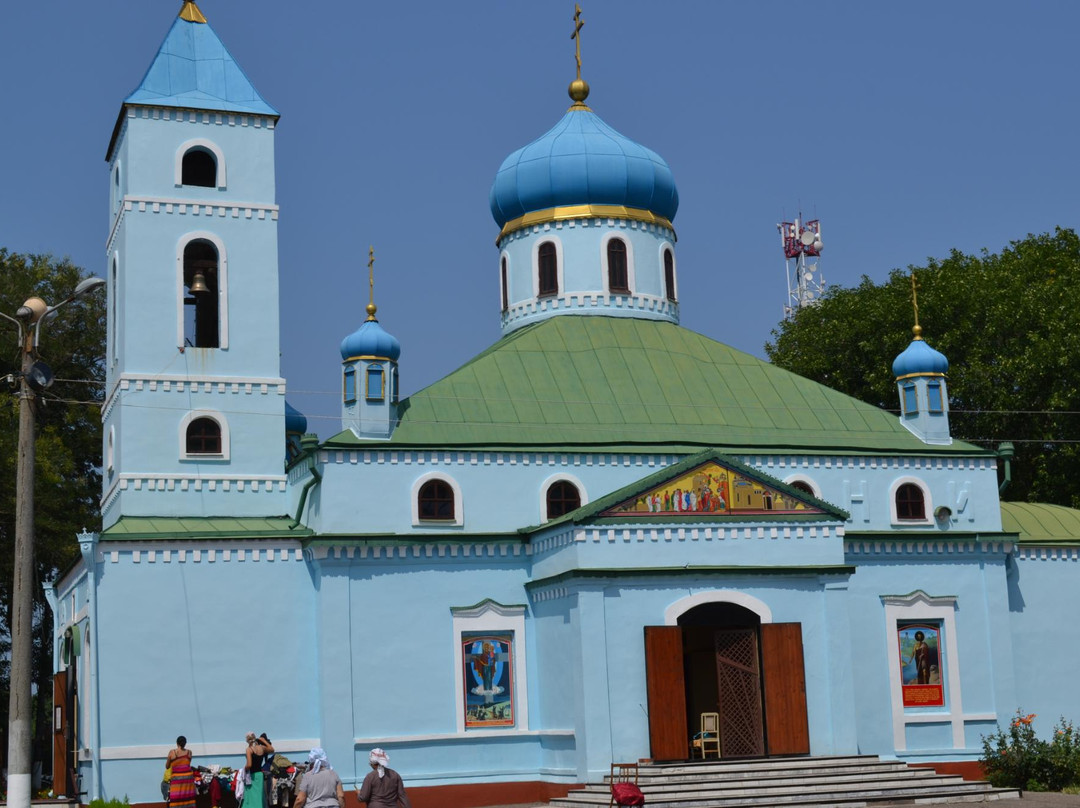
[325,317,983,455]
[124,13,277,116]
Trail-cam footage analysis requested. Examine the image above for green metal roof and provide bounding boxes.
[1000,502,1080,544]
[324,317,985,454]
[102,516,310,540]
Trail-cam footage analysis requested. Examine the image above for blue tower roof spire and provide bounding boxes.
[123,1,278,117]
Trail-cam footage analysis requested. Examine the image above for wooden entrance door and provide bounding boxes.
[644,626,688,760]
[714,628,764,756]
[761,622,810,755]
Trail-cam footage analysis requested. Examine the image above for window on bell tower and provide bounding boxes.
[664,248,677,302]
[183,240,220,348]
[501,256,509,312]
[538,242,558,297]
[181,148,217,188]
[607,238,629,293]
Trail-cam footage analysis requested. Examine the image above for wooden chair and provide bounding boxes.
[609,762,640,808]
[691,711,721,759]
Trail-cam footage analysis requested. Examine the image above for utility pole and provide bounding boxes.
[1,277,105,808]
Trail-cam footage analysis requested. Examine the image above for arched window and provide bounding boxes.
[181,148,217,188]
[183,240,220,348]
[418,479,455,521]
[895,483,926,521]
[607,238,629,293]
[789,480,814,496]
[186,417,222,455]
[501,256,509,312]
[546,480,581,519]
[664,248,677,302]
[538,242,558,296]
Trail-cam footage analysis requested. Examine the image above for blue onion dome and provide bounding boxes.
[489,104,679,229]
[892,325,949,377]
[340,305,401,361]
[284,400,307,435]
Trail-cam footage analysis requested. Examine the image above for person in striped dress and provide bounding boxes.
[166,736,196,808]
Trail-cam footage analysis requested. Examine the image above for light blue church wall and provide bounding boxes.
[1006,553,1080,728]
[842,548,1015,760]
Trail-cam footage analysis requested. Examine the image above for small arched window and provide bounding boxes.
[607,239,629,293]
[418,479,455,521]
[789,480,814,497]
[183,239,220,348]
[501,256,509,312]
[186,417,222,455]
[664,249,677,302]
[546,481,581,519]
[182,148,217,188]
[538,242,558,297]
[895,483,926,521]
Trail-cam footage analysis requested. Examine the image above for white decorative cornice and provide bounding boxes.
[578,523,838,544]
[500,290,679,331]
[96,541,304,566]
[107,195,279,253]
[100,473,287,510]
[450,599,526,619]
[310,543,527,561]
[102,374,286,420]
[1017,546,1080,561]
[847,540,1013,556]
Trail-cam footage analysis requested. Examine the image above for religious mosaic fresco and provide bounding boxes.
[463,633,514,728]
[897,622,944,707]
[603,461,822,517]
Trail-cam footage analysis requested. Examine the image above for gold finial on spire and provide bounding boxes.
[910,271,923,340]
[366,246,378,321]
[179,0,208,24]
[568,4,591,110]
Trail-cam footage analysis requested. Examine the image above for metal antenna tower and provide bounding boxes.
[777,215,824,320]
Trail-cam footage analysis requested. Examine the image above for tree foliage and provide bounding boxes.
[0,249,105,757]
[766,228,1080,507]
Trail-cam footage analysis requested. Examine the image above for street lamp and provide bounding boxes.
[0,276,105,808]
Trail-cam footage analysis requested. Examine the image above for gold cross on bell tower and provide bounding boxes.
[568,4,591,109]
[366,246,378,321]
[910,271,923,340]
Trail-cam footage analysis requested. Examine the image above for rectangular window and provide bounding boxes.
[366,365,385,401]
[927,381,944,413]
[897,621,944,707]
[462,632,515,728]
[391,367,399,404]
[343,368,356,403]
[903,383,918,414]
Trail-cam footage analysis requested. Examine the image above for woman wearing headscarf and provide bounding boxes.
[294,748,344,808]
[355,748,411,808]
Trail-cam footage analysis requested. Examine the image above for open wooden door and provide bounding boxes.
[761,622,809,755]
[644,626,688,760]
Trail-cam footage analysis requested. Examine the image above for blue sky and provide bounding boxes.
[4,2,1078,437]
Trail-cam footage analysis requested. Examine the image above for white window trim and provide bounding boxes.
[889,476,933,525]
[532,236,564,298]
[664,590,773,626]
[179,410,230,461]
[175,231,229,350]
[110,252,119,365]
[660,242,677,301]
[499,251,510,310]
[881,591,977,751]
[106,426,115,475]
[451,600,528,733]
[783,474,821,500]
[175,138,227,189]
[411,472,463,527]
[540,473,588,522]
[112,162,121,214]
[600,232,636,296]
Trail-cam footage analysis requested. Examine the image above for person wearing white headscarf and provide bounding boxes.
[356,748,411,808]
[294,748,343,808]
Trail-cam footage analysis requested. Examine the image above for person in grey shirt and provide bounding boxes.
[294,748,344,808]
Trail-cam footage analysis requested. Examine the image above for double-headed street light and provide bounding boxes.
[0,276,105,808]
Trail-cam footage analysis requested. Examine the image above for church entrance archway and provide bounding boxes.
[644,596,809,761]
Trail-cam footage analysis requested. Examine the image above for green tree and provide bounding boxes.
[766,228,1080,507]
[0,249,106,766]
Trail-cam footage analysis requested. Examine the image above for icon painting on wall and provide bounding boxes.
[897,622,944,707]
[463,633,514,728]
[603,461,822,517]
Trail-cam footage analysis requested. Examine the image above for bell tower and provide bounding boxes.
[102,1,287,526]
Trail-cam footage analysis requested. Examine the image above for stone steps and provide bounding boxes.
[548,755,1020,808]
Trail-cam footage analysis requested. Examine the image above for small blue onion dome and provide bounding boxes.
[340,311,401,362]
[284,400,307,435]
[893,326,949,377]
[489,107,679,229]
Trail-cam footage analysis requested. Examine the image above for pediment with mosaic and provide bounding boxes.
[603,460,824,518]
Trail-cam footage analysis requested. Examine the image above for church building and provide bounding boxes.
[48,3,1080,806]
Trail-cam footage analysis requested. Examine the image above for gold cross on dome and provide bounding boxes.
[366,246,377,320]
[571,4,585,80]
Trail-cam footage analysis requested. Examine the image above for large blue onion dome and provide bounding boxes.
[893,326,949,377]
[489,105,679,229]
[340,305,401,361]
[284,400,307,435]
